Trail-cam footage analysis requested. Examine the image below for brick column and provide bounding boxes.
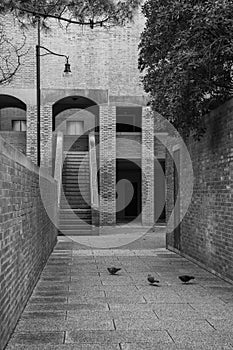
[99,105,116,225]
[40,104,53,173]
[142,107,154,226]
[26,104,37,165]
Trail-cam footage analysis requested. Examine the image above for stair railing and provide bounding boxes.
[54,131,64,207]
[89,132,99,225]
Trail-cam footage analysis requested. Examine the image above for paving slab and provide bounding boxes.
[67,309,158,320]
[25,302,109,312]
[15,318,115,332]
[5,235,233,350]
[30,297,68,304]
[152,303,203,319]
[21,311,66,320]
[65,329,173,344]
[168,330,233,346]
[121,343,233,350]
[6,344,120,350]
[120,343,178,350]
[6,332,64,346]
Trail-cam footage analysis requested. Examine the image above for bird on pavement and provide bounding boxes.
[147,274,160,285]
[107,267,121,275]
[178,275,195,283]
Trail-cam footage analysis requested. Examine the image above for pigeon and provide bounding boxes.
[147,274,159,285]
[178,275,195,283]
[107,267,121,275]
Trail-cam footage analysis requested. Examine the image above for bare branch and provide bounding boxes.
[0,24,29,85]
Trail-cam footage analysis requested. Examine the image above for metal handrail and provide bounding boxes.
[54,131,64,207]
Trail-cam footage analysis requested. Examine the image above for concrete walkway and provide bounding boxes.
[6,232,233,350]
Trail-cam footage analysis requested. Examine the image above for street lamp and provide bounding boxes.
[36,22,71,166]
[37,45,71,75]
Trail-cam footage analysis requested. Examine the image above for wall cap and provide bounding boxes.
[0,135,56,183]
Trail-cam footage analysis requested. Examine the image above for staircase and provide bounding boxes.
[59,136,93,235]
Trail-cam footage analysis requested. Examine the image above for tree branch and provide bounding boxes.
[0,26,29,85]
[12,5,109,26]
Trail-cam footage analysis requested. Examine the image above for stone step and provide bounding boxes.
[62,183,89,188]
[60,202,90,207]
[58,229,96,236]
[61,192,90,198]
[59,210,91,217]
[61,194,90,199]
[62,175,89,179]
[63,170,88,173]
[60,205,91,209]
[64,153,89,158]
[63,160,89,164]
[59,218,92,224]
[59,225,92,231]
[59,212,91,219]
[60,199,90,203]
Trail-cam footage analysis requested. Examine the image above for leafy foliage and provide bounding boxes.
[139,0,233,138]
[1,0,141,29]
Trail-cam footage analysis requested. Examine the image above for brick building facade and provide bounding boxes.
[0,11,166,229]
[167,99,233,282]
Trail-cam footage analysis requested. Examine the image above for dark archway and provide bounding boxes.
[0,94,26,110]
[0,95,27,154]
[0,94,26,131]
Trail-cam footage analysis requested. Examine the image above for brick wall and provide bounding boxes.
[99,105,116,225]
[167,98,233,281]
[0,12,145,95]
[0,132,26,155]
[141,107,154,226]
[0,136,57,350]
[0,10,146,166]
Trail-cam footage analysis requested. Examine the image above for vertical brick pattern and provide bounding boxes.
[40,104,53,172]
[99,105,116,225]
[142,107,154,226]
[0,138,57,350]
[167,98,233,281]
[26,105,37,165]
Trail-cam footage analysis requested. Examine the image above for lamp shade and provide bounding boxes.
[64,62,71,74]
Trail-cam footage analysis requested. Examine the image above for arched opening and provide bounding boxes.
[52,95,99,133]
[52,96,100,231]
[0,94,27,154]
[0,94,26,131]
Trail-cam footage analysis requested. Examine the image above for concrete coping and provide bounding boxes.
[154,132,169,136]
[0,135,56,183]
[116,132,141,136]
[0,131,26,135]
